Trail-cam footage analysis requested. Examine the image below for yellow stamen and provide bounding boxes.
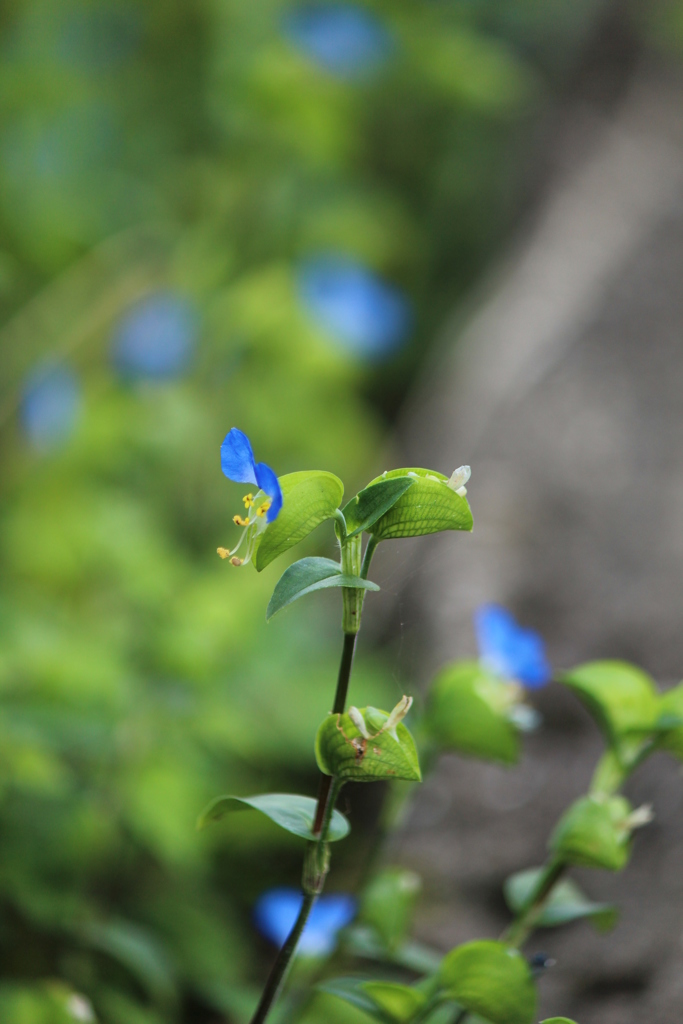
[243,493,254,509]
[230,556,243,566]
[217,547,230,559]
[233,514,250,527]
[256,501,271,518]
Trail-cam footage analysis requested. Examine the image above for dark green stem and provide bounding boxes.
[250,620,358,1024]
[501,857,566,948]
[249,892,316,1024]
[332,632,358,714]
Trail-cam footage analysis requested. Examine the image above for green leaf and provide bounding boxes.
[504,868,617,932]
[366,468,473,540]
[540,1019,579,1023]
[561,661,658,759]
[439,940,536,1024]
[315,708,421,783]
[343,925,443,974]
[549,794,634,871]
[254,471,344,571]
[361,982,427,1022]
[78,919,176,1003]
[426,662,519,764]
[318,978,396,1024]
[197,792,350,842]
[656,683,683,760]
[342,477,415,538]
[360,867,422,952]
[266,556,379,620]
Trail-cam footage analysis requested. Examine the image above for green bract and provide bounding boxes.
[504,867,617,932]
[366,468,473,540]
[253,471,344,571]
[439,940,537,1024]
[656,682,683,760]
[549,794,637,871]
[315,706,421,783]
[361,867,422,952]
[342,477,415,537]
[197,792,350,842]
[426,661,520,764]
[266,556,379,620]
[561,661,658,762]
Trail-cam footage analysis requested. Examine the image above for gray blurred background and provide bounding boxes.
[380,46,683,1024]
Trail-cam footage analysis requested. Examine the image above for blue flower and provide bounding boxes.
[254,888,356,957]
[21,361,82,452]
[284,4,391,79]
[218,429,283,566]
[112,293,197,381]
[474,604,551,690]
[298,255,411,360]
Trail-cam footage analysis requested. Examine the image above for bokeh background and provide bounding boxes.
[1,2,682,1022]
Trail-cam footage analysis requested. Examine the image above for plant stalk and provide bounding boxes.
[501,857,566,948]
[248,891,317,1024]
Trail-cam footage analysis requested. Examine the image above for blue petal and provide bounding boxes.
[297,255,411,360]
[475,604,551,690]
[284,4,391,79]
[254,888,356,957]
[254,462,283,522]
[21,361,82,452]
[220,428,258,485]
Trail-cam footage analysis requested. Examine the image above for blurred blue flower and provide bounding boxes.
[284,4,391,78]
[298,255,411,359]
[21,361,82,452]
[112,293,197,381]
[475,604,551,690]
[254,888,356,957]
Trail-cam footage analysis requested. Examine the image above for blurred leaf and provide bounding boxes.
[439,940,536,1024]
[549,795,636,871]
[360,867,422,952]
[656,682,683,760]
[78,919,176,1005]
[254,471,344,570]
[561,661,658,759]
[361,982,426,1022]
[367,469,472,540]
[343,925,442,974]
[318,978,397,1024]
[266,556,379,620]
[504,867,617,932]
[197,792,350,842]
[342,477,414,537]
[426,661,519,764]
[315,709,421,783]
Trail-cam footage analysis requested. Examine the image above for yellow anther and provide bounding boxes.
[230,556,243,566]
[256,501,271,518]
[243,493,254,509]
[233,514,250,527]
[217,547,230,559]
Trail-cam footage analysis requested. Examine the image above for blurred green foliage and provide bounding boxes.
[0,0,647,1021]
